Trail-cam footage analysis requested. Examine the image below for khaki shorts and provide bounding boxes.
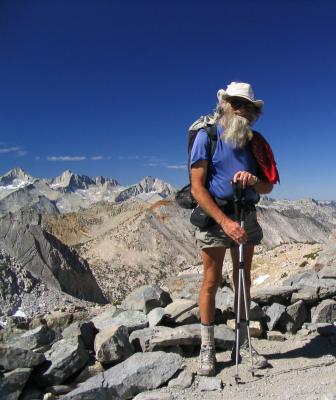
[195,210,263,249]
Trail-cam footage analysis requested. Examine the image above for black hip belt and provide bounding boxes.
[214,198,256,215]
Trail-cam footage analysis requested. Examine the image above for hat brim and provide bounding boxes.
[217,89,264,108]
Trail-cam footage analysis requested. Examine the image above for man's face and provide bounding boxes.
[226,96,259,124]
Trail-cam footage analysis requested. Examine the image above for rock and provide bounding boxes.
[319,266,336,279]
[283,271,319,287]
[0,368,32,400]
[279,300,308,333]
[303,323,336,336]
[312,299,336,323]
[264,303,286,331]
[9,324,55,350]
[226,320,263,338]
[62,321,97,350]
[267,331,286,341]
[0,345,45,371]
[147,307,166,327]
[121,285,171,314]
[0,209,106,303]
[249,301,266,321]
[215,286,234,313]
[175,307,200,325]
[291,286,319,305]
[63,351,183,400]
[35,336,89,386]
[318,282,336,301]
[19,382,44,400]
[164,299,197,321]
[46,385,73,395]
[168,369,194,389]
[251,286,297,305]
[90,306,118,330]
[129,324,235,352]
[133,392,173,400]
[166,274,203,301]
[107,310,149,333]
[94,325,133,365]
[74,360,105,384]
[198,376,223,391]
[45,311,73,332]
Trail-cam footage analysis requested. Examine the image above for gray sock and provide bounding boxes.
[201,323,215,348]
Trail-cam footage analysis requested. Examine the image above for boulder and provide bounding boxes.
[251,286,297,305]
[279,300,308,333]
[0,368,32,400]
[226,320,263,338]
[121,285,171,314]
[34,336,89,386]
[215,286,234,313]
[291,286,319,305]
[90,306,118,331]
[62,321,97,350]
[9,324,55,350]
[319,266,336,279]
[164,299,197,322]
[198,376,223,391]
[267,331,286,341]
[264,303,286,331]
[249,301,266,321]
[63,351,183,400]
[108,310,149,333]
[283,271,319,288]
[45,311,74,332]
[94,325,133,365]
[312,299,336,323]
[175,307,200,325]
[166,274,203,301]
[133,392,173,400]
[0,345,45,371]
[129,324,235,352]
[147,307,166,327]
[168,369,194,389]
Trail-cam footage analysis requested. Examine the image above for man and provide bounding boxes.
[190,82,279,376]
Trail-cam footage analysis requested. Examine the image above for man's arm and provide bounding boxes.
[190,160,247,244]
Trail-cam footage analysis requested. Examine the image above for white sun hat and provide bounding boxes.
[217,82,264,108]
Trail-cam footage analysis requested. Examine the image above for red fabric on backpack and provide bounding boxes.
[251,131,280,184]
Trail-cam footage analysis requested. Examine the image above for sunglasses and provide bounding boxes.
[228,97,258,111]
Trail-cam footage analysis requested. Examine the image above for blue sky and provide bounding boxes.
[0,0,336,200]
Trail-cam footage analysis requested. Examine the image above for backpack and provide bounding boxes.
[175,115,218,209]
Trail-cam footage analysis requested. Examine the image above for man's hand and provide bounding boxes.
[233,171,257,188]
[219,216,247,244]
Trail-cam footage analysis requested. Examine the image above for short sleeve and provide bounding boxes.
[190,130,210,167]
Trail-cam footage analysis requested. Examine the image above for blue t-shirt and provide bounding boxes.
[190,124,260,202]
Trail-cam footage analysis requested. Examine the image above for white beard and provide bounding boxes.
[219,112,253,149]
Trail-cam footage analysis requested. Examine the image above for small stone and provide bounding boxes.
[168,369,194,389]
[198,376,223,391]
[267,331,286,341]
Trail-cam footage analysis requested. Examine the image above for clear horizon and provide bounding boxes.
[1,1,336,200]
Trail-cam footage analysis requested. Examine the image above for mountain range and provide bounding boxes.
[0,167,175,214]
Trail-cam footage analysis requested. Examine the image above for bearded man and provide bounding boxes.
[190,82,279,376]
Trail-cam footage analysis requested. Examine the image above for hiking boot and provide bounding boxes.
[231,340,268,369]
[197,345,216,376]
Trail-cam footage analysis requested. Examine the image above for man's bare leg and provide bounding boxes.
[198,246,226,376]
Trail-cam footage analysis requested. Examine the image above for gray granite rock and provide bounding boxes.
[198,376,223,391]
[319,266,336,279]
[215,286,234,313]
[252,286,296,305]
[267,331,286,341]
[312,299,336,323]
[94,325,133,365]
[166,274,203,301]
[279,300,308,333]
[121,285,171,314]
[62,321,97,350]
[264,303,286,331]
[291,286,319,305]
[175,307,200,325]
[0,345,45,371]
[283,271,320,287]
[108,310,149,333]
[63,351,183,400]
[35,335,89,386]
[133,391,173,400]
[147,307,166,327]
[129,323,234,352]
[164,299,197,321]
[9,324,55,350]
[90,306,118,331]
[168,369,194,389]
[249,301,266,320]
[0,368,32,400]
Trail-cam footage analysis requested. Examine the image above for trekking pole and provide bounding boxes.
[232,181,254,384]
